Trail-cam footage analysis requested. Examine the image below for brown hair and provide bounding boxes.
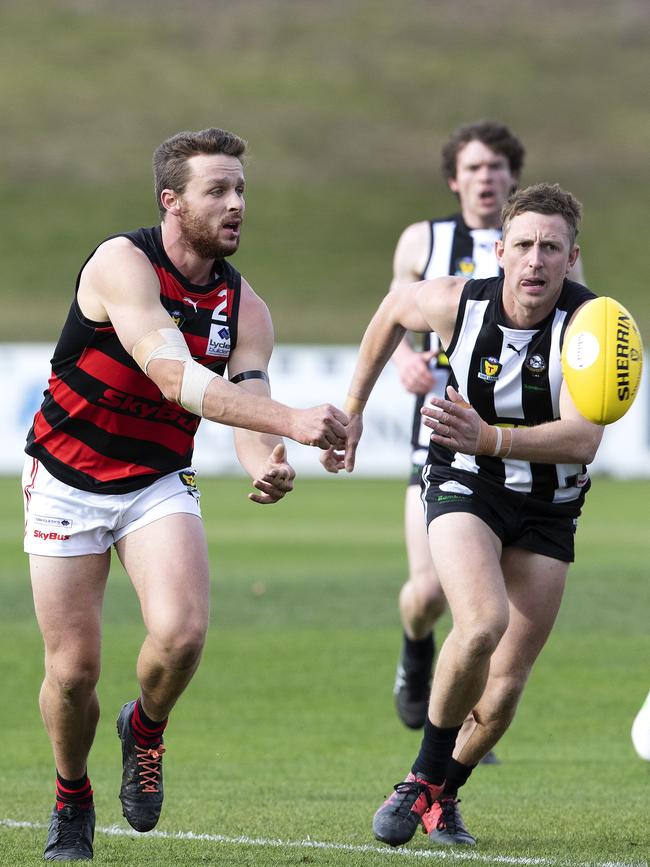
[441,120,525,180]
[501,183,583,245]
[153,128,247,218]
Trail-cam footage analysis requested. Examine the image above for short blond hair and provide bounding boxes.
[501,183,582,245]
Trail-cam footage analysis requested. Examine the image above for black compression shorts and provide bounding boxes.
[421,466,589,563]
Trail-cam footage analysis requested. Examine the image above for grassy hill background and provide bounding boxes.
[2,0,649,342]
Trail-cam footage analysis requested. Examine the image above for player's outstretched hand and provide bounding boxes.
[396,349,437,394]
[420,385,482,454]
[293,405,348,449]
[319,446,345,473]
[249,443,296,504]
[320,413,363,473]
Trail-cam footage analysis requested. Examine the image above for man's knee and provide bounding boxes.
[400,576,446,620]
[150,621,207,670]
[45,656,101,702]
[453,616,509,660]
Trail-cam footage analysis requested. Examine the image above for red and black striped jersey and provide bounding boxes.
[25,225,242,493]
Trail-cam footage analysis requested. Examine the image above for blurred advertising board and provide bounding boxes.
[2,344,649,478]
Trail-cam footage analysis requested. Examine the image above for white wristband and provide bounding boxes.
[492,426,503,457]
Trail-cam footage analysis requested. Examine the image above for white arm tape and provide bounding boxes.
[179,361,217,417]
[132,327,218,417]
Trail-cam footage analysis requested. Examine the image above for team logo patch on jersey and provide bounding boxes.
[207,324,231,357]
[178,469,200,500]
[170,310,186,328]
[525,354,547,377]
[455,257,476,278]
[478,356,502,382]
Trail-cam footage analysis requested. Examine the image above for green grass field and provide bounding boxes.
[1,474,648,866]
[1,0,649,343]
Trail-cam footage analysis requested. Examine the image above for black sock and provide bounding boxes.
[56,771,93,811]
[131,698,167,746]
[411,718,461,786]
[403,632,435,672]
[442,757,476,798]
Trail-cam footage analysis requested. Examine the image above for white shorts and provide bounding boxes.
[22,457,203,557]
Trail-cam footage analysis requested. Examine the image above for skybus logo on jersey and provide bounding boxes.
[33,529,70,541]
[98,390,197,430]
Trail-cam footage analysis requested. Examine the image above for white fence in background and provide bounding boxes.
[2,343,649,478]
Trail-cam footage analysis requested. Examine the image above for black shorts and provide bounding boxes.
[422,466,589,563]
[408,460,425,487]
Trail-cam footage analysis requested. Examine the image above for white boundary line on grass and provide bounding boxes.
[1,819,647,867]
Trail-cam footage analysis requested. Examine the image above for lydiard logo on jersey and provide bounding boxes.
[207,324,231,357]
[455,257,476,277]
[478,356,502,382]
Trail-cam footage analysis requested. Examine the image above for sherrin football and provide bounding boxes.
[561,296,643,425]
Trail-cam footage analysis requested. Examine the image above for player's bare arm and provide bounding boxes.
[81,240,347,450]
[390,221,437,394]
[393,222,433,284]
[227,280,295,504]
[346,283,434,407]
[321,279,457,475]
[422,380,603,464]
[414,275,466,350]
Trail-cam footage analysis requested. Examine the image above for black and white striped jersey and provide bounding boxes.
[411,214,502,464]
[426,275,596,503]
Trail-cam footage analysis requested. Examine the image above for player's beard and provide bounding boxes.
[178,207,239,260]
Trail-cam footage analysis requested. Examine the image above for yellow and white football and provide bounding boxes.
[561,296,644,425]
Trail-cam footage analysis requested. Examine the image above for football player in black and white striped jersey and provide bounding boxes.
[386,122,584,739]
[322,183,601,847]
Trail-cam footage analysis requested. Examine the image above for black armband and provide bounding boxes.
[229,370,270,385]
